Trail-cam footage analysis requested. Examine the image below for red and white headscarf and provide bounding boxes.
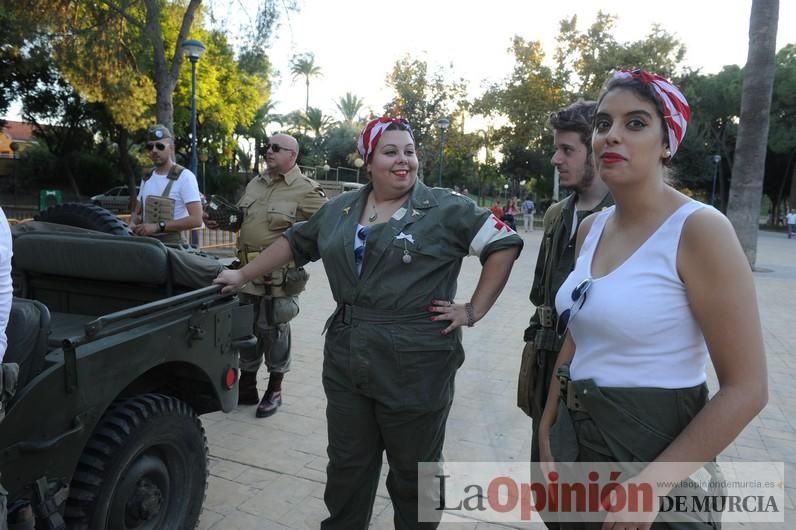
[357,117,413,162]
[612,69,691,157]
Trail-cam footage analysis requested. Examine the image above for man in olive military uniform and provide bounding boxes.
[520,101,612,472]
[130,124,203,244]
[226,133,326,418]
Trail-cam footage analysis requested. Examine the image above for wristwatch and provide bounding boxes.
[158,220,167,233]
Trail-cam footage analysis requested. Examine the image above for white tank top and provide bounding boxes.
[555,201,708,388]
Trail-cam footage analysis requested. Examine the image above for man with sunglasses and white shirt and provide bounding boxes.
[215,133,327,418]
[130,124,203,243]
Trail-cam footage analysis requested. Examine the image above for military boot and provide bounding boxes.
[238,370,259,405]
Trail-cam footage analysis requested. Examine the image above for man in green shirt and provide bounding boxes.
[519,101,612,473]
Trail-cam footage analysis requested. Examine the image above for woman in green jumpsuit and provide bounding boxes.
[215,117,524,529]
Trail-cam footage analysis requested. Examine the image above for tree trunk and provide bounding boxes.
[143,0,201,132]
[726,0,779,268]
[63,156,82,200]
[116,127,138,211]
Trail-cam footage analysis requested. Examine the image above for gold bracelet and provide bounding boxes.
[465,302,475,327]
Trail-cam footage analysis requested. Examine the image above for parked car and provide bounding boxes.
[90,185,138,212]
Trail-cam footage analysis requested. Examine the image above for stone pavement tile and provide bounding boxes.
[203,474,260,515]
[197,508,224,530]
[271,495,329,529]
[234,466,285,489]
[237,475,322,521]
[208,511,289,530]
[208,456,251,481]
[209,441,316,476]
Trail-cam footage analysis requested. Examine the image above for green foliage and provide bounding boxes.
[769,45,796,154]
[336,92,365,125]
[383,56,468,178]
[554,12,686,98]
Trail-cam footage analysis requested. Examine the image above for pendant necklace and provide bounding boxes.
[368,203,378,223]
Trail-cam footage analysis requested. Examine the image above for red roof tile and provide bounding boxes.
[1,120,35,142]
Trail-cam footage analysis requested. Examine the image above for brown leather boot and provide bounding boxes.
[238,370,259,405]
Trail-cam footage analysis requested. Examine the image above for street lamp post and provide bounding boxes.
[436,117,450,188]
[181,39,206,178]
[199,149,209,194]
[711,154,721,207]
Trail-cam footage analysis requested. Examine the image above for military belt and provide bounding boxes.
[556,364,587,413]
[536,305,555,328]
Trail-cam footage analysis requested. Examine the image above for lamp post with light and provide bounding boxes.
[711,154,721,207]
[436,117,450,188]
[199,149,209,193]
[181,39,206,177]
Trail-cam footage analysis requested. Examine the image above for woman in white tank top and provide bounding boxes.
[537,71,767,529]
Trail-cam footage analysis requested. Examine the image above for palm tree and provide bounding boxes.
[300,107,334,138]
[290,53,322,113]
[335,92,364,125]
[243,100,282,175]
[726,0,779,268]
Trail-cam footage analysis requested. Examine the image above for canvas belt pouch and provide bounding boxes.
[238,248,309,296]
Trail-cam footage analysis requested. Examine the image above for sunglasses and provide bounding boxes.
[145,142,167,152]
[556,278,593,336]
[264,143,295,154]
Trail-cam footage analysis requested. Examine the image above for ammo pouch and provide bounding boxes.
[142,163,183,224]
[143,195,175,224]
[265,266,309,297]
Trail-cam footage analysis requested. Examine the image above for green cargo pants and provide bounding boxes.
[321,388,451,530]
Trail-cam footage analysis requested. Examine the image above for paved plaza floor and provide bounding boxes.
[198,229,796,529]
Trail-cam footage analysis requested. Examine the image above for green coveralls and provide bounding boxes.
[526,192,613,461]
[284,180,523,529]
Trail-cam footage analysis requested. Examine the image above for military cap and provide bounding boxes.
[147,124,173,141]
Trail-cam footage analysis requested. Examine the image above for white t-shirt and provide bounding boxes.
[137,166,201,221]
[786,212,796,225]
[0,208,12,362]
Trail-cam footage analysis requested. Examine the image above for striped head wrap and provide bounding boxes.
[612,69,691,157]
[357,117,414,162]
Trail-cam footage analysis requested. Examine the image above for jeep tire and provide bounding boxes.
[35,203,131,236]
[65,394,208,530]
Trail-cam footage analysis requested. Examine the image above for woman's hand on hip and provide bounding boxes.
[428,299,474,335]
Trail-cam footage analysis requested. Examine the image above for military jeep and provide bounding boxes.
[0,218,253,529]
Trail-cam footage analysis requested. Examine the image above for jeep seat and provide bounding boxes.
[5,297,51,390]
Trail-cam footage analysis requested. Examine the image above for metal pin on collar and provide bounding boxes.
[402,240,412,264]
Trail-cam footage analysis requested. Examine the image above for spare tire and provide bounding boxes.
[35,202,131,236]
